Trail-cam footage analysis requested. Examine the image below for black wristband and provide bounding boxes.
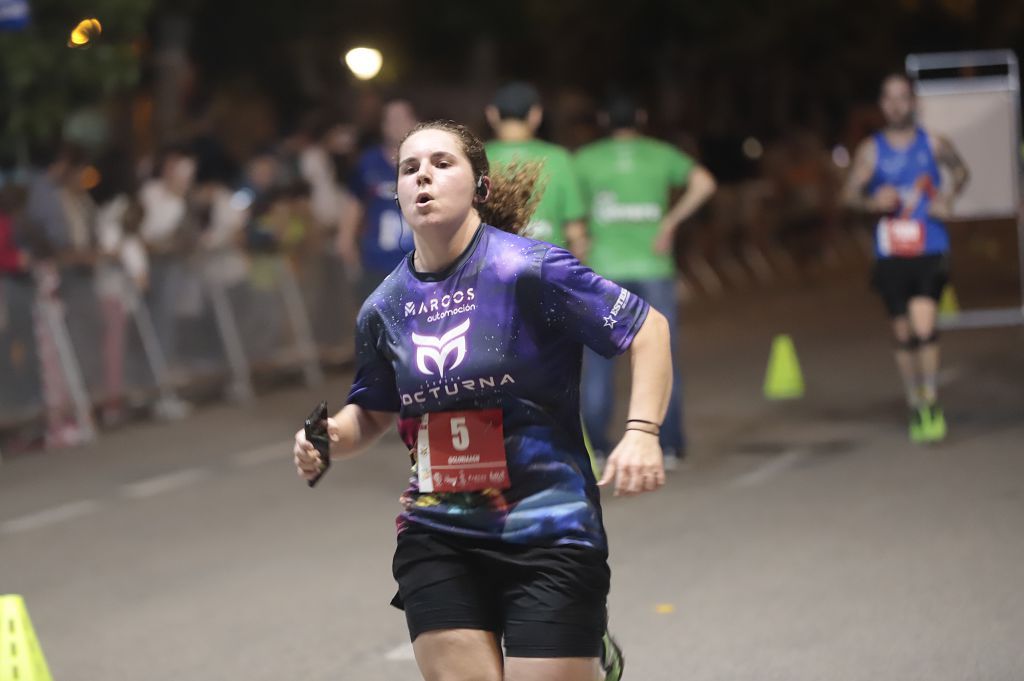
[625,427,660,436]
[626,418,662,428]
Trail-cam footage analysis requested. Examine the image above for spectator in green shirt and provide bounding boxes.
[575,95,717,469]
[484,82,588,259]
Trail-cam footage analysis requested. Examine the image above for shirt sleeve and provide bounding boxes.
[345,305,401,412]
[537,246,650,358]
[669,147,696,187]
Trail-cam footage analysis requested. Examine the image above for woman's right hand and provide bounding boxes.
[293,406,392,479]
[293,421,335,481]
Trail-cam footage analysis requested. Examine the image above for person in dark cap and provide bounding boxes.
[575,94,717,471]
[485,82,588,259]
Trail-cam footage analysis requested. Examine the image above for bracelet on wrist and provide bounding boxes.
[625,426,660,437]
[626,418,662,428]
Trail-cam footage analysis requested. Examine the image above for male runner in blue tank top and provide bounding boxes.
[843,73,969,443]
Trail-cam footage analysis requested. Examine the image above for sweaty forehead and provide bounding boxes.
[400,129,464,160]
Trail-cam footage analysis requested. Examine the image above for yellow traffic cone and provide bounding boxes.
[939,285,960,317]
[0,595,54,681]
[764,334,804,400]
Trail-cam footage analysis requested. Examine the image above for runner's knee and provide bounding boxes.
[895,335,919,351]
[892,319,914,349]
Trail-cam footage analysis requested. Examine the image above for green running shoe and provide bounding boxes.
[922,403,947,443]
[909,408,927,444]
[601,631,625,681]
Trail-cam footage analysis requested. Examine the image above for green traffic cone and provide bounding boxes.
[939,285,959,317]
[764,334,805,400]
[0,595,54,681]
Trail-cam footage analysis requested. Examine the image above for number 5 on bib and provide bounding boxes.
[416,409,509,493]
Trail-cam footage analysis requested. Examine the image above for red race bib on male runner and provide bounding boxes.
[878,218,926,257]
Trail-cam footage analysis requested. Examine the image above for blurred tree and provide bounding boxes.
[0,0,152,166]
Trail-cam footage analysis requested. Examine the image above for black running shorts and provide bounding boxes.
[871,254,949,317]
[390,525,610,658]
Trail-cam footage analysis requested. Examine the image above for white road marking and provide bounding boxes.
[384,642,416,661]
[1,500,100,533]
[731,450,805,488]
[232,441,292,468]
[2,440,304,533]
[121,468,208,499]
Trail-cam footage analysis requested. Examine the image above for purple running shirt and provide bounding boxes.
[346,224,650,549]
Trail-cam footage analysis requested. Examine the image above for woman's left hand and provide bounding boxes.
[598,430,666,496]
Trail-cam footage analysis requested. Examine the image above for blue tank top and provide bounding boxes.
[867,127,949,258]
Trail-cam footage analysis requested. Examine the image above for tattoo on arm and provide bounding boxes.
[936,137,969,195]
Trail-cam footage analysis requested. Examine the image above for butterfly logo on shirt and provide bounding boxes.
[411,319,471,377]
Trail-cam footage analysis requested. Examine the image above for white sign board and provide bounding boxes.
[916,87,1020,219]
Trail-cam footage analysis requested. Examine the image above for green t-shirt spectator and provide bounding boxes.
[575,137,695,280]
[485,139,586,248]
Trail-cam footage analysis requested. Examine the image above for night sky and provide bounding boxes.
[182,0,1024,127]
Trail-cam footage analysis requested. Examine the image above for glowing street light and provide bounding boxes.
[68,18,102,48]
[344,47,383,80]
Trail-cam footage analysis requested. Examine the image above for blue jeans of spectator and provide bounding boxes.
[581,277,685,456]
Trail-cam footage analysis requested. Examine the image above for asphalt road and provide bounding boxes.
[2,274,1022,681]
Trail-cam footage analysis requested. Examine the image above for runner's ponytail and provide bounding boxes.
[478,159,545,236]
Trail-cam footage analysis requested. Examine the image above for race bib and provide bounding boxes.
[416,409,509,493]
[877,218,925,257]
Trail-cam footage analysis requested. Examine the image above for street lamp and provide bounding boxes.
[68,18,102,48]
[344,47,383,81]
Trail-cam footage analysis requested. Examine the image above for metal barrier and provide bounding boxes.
[1,158,873,455]
[0,246,357,453]
[676,176,872,299]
